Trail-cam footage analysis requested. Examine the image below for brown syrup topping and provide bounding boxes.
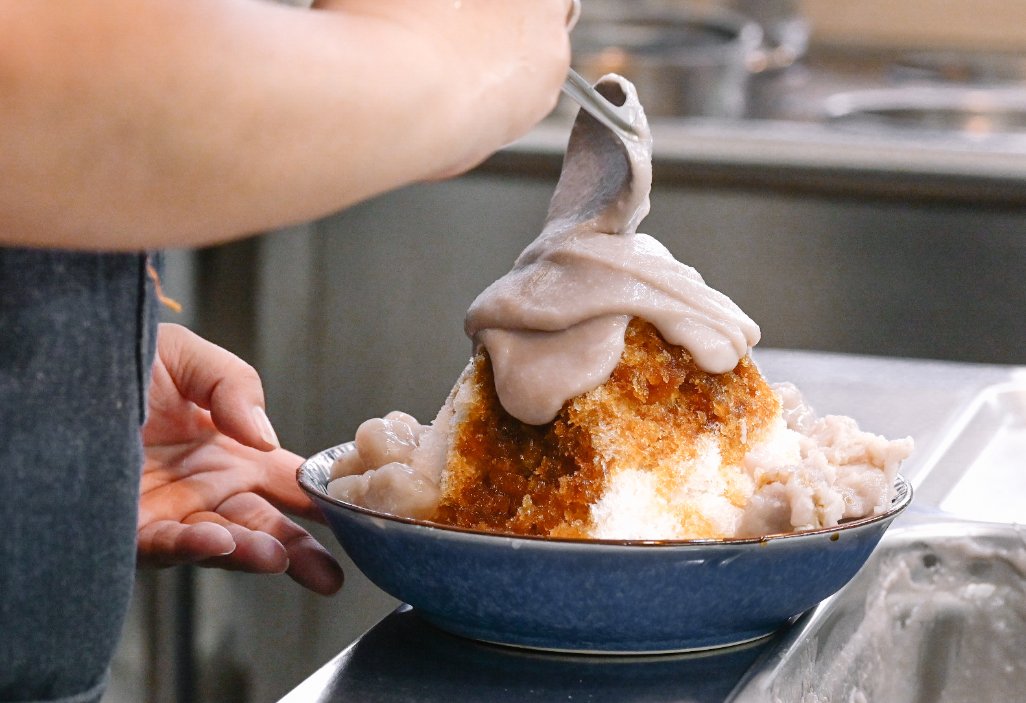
[432,318,777,538]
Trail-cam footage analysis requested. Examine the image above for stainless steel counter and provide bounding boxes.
[500,114,1026,205]
[277,349,1025,703]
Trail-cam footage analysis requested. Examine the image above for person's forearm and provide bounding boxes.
[0,0,568,250]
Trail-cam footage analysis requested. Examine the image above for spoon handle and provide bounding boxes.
[562,69,638,140]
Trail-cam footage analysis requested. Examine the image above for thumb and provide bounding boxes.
[156,323,280,451]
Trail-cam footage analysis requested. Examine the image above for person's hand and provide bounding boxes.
[312,0,575,180]
[136,323,344,596]
[0,0,575,250]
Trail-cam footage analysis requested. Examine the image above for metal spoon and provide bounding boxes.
[561,68,643,142]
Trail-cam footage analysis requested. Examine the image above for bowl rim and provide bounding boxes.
[297,441,913,548]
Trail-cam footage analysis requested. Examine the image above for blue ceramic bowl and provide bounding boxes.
[298,442,912,654]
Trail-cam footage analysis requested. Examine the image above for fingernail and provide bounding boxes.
[253,406,281,448]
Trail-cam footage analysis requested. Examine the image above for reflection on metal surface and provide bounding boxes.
[280,605,780,703]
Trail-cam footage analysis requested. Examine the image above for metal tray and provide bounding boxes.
[911,380,1026,523]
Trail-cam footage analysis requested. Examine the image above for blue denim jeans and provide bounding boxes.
[0,248,158,703]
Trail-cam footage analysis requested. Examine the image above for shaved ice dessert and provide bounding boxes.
[327,75,913,541]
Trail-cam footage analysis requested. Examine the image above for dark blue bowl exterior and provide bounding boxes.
[300,444,909,652]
